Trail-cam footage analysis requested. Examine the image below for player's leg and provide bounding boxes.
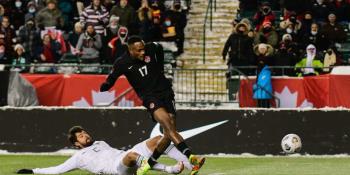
[152,108,205,175]
[142,97,205,174]
[145,136,192,170]
[147,108,182,166]
[118,151,183,175]
[164,144,193,170]
[144,135,199,171]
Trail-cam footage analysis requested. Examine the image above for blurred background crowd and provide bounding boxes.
[225,0,350,76]
[0,0,189,71]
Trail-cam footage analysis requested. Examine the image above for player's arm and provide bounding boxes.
[17,154,79,174]
[100,60,124,92]
[153,42,165,72]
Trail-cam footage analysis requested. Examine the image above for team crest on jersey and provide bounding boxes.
[144,56,151,63]
[149,102,155,109]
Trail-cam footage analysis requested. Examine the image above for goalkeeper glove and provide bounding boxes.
[17,169,33,174]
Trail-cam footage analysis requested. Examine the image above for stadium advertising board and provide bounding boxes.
[1,108,350,154]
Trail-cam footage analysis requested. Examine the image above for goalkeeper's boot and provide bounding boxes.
[136,160,151,175]
[189,155,206,175]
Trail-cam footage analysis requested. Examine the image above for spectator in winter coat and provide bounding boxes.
[253,65,272,108]
[8,0,26,30]
[68,22,84,55]
[253,2,275,31]
[80,0,110,35]
[38,33,62,63]
[299,11,314,36]
[279,13,302,41]
[279,21,302,42]
[17,16,41,62]
[279,12,302,31]
[58,0,76,32]
[253,43,274,74]
[104,15,121,43]
[163,0,187,55]
[35,0,64,29]
[312,0,331,22]
[323,46,342,72]
[274,34,299,75]
[24,1,38,24]
[162,17,176,39]
[0,16,16,59]
[11,44,29,72]
[302,23,329,52]
[101,15,121,63]
[138,0,153,42]
[110,0,137,34]
[106,26,128,63]
[321,13,347,46]
[76,24,102,63]
[148,15,163,42]
[329,0,350,23]
[295,44,323,77]
[222,22,254,75]
[254,20,279,48]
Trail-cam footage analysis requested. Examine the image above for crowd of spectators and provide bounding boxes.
[0,0,189,72]
[226,0,350,77]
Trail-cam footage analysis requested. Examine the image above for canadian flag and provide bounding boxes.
[73,90,135,107]
[239,75,350,108]
[274,86,313,108]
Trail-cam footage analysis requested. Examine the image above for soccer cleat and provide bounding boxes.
[136,160,151,175]
[189,155,206,175]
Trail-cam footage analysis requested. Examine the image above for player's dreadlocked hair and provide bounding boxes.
[68,126,85,145]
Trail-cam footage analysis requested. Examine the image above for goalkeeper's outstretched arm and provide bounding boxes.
[17,154,78,174]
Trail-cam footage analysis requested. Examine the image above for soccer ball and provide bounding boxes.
[281,134,302,154]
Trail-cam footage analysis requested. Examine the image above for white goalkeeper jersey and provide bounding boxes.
[33,141,126,174]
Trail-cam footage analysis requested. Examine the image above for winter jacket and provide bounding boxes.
[76,32,102,60]
[295,58,323,77]
[222,23,253,66]
[253,11,275,31]
[37,40,62,63]
[253,66,272,100]
[0,25,15,58]
[163,9,187,38]
[17,25,41,61]
[301,31,329,52]
[80,5,109,34]
[322,23,347,44]
[312,2,331,21]
[35,7,64,29]
[11,56,29,72]
[254,27,279,48]
[274,41,299,75]
[253,43,275,70]
[222,29,254,66]
[110,5,136,29]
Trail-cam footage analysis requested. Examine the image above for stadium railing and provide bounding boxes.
[202,0,216,64]
[2,64,340,107]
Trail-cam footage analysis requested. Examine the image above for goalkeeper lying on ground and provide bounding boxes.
[17,126,193,174]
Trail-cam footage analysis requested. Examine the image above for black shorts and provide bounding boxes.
[143,93,176,121]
